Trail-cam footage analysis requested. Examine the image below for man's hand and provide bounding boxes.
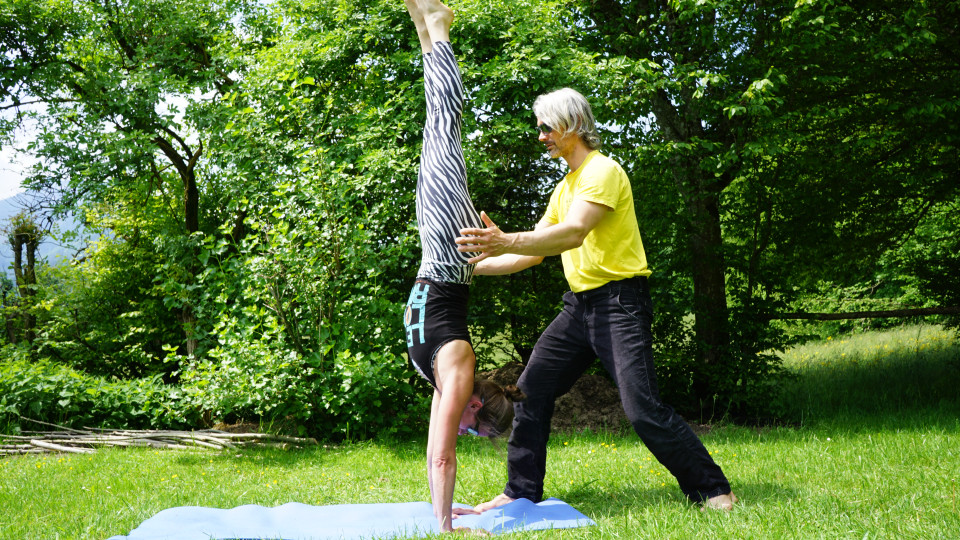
[456,211,512,264]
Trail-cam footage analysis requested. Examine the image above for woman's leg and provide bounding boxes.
[403,0,432,54]
[411,1,482,284]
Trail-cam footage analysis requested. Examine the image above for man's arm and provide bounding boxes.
[471,217,551,275]
[456,201,609,265]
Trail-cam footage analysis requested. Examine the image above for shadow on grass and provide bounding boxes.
[804,407,960,435]
[170,436,432,468]
[558,482,797,518]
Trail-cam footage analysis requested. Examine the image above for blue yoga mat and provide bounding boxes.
[107,497,594,539]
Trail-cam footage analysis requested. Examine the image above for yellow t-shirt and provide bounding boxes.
[543,151,651,292]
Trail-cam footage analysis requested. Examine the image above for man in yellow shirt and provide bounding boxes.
[455,87,736,512]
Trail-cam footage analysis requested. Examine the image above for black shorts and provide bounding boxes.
[404,278,471,388]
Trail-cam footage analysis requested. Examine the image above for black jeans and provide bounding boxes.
[504,276,731,503]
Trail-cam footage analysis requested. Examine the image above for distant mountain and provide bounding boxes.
[0,192,84,280]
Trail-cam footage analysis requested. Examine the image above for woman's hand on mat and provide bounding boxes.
[451,507,480,517]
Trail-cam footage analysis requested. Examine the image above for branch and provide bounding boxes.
[19,416,89,433]
[763,306,960,321]
[30,439,96,454]
[0,97,80,111]
[1,419,319,455]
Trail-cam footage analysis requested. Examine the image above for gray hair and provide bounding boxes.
[533,88,602,150]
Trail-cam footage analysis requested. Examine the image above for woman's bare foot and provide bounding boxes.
[421,0,453,21]
[404,0,432,53]
[420,0,453,42]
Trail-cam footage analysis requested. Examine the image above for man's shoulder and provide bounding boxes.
[582,152,628,180]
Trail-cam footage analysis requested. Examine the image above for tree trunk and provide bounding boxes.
[2,287,17,344]
[181,168,200,356]
[10,229,40,344]
[652,83,733,416]
[154,135,203,356]
[183,167,200,235]
[178,306,197,358]
[685,175,730,417]
[3,313,15,344]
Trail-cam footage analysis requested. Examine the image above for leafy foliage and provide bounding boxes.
[24,202,186,379]
[179,167,426,439]
[2,0,958,432]
[0,352,196,432]
[168,0,582,437]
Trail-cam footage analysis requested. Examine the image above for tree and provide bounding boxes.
[30,200,187,379]
[552,0,959,417]
[5,212,43,344]
[1,0,260,357]
[4,0,956,431]
[712,0,958,348]
[0,274,17,344]
[760,0,960,287]
[554,0,795,415]
[167,0,581,436]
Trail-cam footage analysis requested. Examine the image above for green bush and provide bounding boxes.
[178,331,428,441]
[177,161,431,440]
[0,349,197,433]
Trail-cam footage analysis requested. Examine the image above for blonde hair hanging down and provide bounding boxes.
[533,88,602,150]
[473,379,526,438]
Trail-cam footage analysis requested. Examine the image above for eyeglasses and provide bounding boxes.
[536,123,553,135]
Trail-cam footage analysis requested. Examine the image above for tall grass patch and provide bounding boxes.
[778,324,959,422]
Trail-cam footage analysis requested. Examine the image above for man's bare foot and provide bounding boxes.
[473,493,515,514]
[701,492,738,512]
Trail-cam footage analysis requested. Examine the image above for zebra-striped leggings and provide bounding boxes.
[415,41,483,285]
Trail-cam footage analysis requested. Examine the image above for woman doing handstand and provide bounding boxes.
[401,0,524,534]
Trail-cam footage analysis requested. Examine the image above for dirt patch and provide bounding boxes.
[478,362,631,434]
[478,362,713,436]
[211,418,302,436]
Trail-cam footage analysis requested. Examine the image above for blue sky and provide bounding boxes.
[0,145,28,200]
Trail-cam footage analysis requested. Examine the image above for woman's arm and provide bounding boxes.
[427,343,476,532]
[472,253,544,276]
[425,389,443,516]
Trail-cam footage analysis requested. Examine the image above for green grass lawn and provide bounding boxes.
[2,325,958,539]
